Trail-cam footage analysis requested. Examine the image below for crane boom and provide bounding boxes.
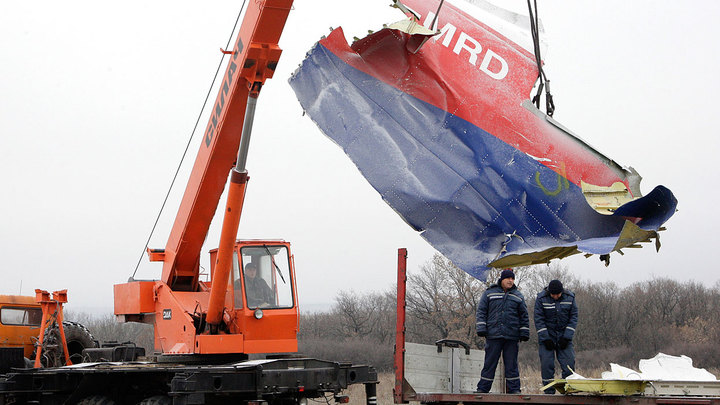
[115,0,299,356]
[157,0,293,291]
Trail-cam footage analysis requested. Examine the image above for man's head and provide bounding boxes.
[499,269,515,290]
[548,279,563,299]
[244,263,258,279]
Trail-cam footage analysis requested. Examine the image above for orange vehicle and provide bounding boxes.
[1,1,377,402]
[0,291,96,368]
[0,295,42,358]
[113,0,300,359]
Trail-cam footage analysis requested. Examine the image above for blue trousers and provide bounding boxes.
[539,341,575,394]
[477,338,520,393]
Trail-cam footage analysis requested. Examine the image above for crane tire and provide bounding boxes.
[32,321,97,367]
[77,395,116,405]
[61,321,97,364]
[138,395,172,405]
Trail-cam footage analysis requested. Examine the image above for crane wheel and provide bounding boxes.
[77,395,116,405]
[62,321,98,363]
[138,395,172,405]
[32,321,98,367]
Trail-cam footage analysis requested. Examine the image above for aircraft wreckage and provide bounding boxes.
[289,0,677,280]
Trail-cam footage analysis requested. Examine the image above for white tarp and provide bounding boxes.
[600,353,717,381]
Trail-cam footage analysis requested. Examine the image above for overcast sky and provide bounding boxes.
[1,1,718,314]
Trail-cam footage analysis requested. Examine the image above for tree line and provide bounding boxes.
[298,254,720,372]
[68,254,720,373]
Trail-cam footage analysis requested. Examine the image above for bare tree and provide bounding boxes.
[333,290,376,337]
[520,262,580,298]
[572,281,621,350]
[405,254,484,344]
[299,259,720,372]
[65,312,154,354]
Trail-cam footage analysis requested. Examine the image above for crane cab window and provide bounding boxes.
[1,306,42,326]
[238,246,293,309]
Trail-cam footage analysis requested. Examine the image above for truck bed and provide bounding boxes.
[406,391,720,404]
[0,357,377,404]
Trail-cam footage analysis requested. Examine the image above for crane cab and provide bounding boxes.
[208,240,299,354]
[114,240,299,356]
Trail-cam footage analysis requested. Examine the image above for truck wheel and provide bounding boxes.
[33,321,98,367]
[138,395,172,405]
[77,395,116,405]
[62,321,98,364]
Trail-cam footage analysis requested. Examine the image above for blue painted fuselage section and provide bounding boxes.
[290,41,676,279]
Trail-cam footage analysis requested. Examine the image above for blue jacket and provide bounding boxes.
[534,288,578,342]
[476,283,530,340]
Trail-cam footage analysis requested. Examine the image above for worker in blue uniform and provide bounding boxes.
[476,269,530,393]
[534,279,578,394]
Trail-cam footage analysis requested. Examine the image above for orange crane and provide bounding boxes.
[0,2,379,403]
[114,0,299,358]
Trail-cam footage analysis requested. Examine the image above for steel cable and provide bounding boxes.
[527,0,555,116]
[131,1,248,279]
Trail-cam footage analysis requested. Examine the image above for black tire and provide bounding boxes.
[33,320,98,367]
[62,321,98,364]
[138,395,172,405]
[77,395,116,405]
